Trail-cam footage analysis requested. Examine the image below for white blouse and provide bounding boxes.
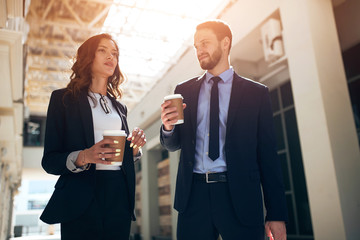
[88,92,123,170]
[66,92,141,172]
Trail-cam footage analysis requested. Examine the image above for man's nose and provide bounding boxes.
[196,48,203,56]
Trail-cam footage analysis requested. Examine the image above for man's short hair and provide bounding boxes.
[196,20,232,52]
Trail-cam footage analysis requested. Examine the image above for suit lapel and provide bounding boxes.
[78,91,95,148]
[110,98,130,135]
[189,74,205,135]
[226,74,245,135]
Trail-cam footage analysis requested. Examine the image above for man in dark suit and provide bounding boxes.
[160,20,287,240]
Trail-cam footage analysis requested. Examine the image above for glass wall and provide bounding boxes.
[343,43,360,145]
[270,81,313,240]
[23,116,46,146]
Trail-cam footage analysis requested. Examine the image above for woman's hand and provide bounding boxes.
[127,127,146,156]
[74,138,120,167]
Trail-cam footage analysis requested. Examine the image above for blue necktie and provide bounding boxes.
[209,77,221,161]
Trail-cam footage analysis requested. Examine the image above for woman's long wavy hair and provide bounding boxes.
[65,33,125,102]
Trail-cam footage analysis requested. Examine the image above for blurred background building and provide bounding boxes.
[0,0,359,239]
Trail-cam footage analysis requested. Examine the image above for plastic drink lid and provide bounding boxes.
[103,130,127,136]
[164,94,183,100]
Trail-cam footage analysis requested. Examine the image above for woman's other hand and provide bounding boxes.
[127,127,146,156]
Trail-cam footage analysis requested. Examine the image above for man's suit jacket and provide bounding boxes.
[40,88,136,224]
[160,73,288,226]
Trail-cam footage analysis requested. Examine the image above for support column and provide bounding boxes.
[280,0,360,239]
[169,151,179,240]
[141,147,160,240]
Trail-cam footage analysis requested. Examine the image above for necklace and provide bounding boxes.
[98,93,112,114]
[89,89,112,114]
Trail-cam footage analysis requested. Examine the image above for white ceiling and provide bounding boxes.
[24,0,233,115]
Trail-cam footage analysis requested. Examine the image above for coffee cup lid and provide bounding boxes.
[164,94,183,101]
[103,130,127,136]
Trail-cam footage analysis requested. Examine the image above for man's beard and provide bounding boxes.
[199,46,222,70]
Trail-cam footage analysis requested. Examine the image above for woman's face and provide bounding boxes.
[91,38,118,79]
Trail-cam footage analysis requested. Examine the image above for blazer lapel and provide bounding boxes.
[109,97,130,135]
[226,74,245,135]
[78,91,95,148]
[189,74,205,136]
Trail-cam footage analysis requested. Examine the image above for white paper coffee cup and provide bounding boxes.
[164,94,184,125]
[103,130,127,165]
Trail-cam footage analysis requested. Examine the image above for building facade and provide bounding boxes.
[127,0,360,240]
[0,0,27,239]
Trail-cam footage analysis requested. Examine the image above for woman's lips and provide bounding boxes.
[104,61,114,67]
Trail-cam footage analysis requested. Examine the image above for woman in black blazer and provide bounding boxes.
[40,33,146,240]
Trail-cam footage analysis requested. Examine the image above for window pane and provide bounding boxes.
[281,81,294,108]
[28,180,56,194]
[270,88,280,113]
[286,194,296,235]
[28,200,48,210]
[274,115,285,151]
[279,153,290,191]
[348,77,360,144]
[285,108,313,235]
[23,116,46,146]
[162,149,169,160]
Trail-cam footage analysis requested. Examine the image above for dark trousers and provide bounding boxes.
[61,170,131,240]
[177,180,264,240]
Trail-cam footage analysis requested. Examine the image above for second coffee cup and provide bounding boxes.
[164,94,184,125]
[103,130,127,165]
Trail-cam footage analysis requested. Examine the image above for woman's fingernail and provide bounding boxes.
[114,140,119,144]
[115,153,120,156]
[130,143,134,148]
[132,136,135,141]
[133,145,137,149]
[116,149,121,152]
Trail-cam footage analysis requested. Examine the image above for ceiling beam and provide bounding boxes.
[88,4,112,28]
[41,0,55,20]
[62,0,85,26]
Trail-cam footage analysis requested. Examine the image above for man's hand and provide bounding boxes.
[161,100,186,131]
[265,221,286,240]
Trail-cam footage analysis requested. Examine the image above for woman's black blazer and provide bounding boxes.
[40,88,136,224]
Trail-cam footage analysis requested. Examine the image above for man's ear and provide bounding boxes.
[222,36,231,53]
